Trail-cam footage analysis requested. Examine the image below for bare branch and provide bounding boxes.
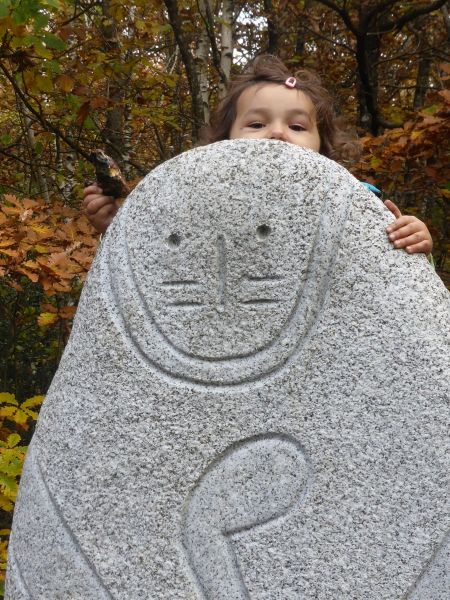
[314,0,358,36]
[382,0,449,33]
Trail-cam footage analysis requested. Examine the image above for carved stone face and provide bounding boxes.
[106,140,348,385]
[139,199,311,360]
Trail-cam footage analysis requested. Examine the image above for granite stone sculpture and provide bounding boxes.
[6,140,450,599]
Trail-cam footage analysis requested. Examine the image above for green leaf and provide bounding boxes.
[0,473,18,493]
[42,0,62,8]
[42,59,61,74]
[34,42,53,59]
[42,33,66,50]
[0,0,10,18]
[33,11,49,30]
[6,434,21,448]
[11,34,39,48]
[35,74,53,92]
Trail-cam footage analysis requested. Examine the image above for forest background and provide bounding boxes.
[0,0,449,592]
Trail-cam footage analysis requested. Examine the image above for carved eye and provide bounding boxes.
[256,224,271,240]
[167,233,181,247]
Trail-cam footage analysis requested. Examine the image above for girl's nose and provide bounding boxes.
[268,126,286,141]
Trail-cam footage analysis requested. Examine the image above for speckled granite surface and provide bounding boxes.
[6,140,450,599]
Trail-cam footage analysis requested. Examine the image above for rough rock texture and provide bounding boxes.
[6,140,450,599]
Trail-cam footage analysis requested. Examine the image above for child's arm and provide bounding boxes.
[384,199,433,254]
[83,184,120,234]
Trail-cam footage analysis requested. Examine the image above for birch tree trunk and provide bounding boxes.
[196,0,212,124]
[219,0,234,98]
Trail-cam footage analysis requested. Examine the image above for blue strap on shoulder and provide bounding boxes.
[360,182,382,197]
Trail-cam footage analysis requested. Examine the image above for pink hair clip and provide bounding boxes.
[284,77,297,88]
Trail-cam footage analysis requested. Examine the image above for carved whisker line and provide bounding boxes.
[240,299,281,305]
[244,275,283,282]
[167,301,204,308]
[161,280,200,287]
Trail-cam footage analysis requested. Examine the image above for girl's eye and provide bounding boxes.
[290,124,306,132]
[248,122,265,129]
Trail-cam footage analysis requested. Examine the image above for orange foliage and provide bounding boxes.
[0,195,98,294]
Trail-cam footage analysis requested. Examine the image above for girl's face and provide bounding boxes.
[229,83,321,152]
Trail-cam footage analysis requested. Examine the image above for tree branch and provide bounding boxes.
[0,62,92,161]
[382,0,449,32]
[163,0,203,139]
[196,0,228,86]
[314,0,358,35]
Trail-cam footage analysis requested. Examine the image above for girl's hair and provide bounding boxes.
[202,55,361,165]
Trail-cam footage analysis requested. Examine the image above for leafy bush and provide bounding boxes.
[0,392,44,596]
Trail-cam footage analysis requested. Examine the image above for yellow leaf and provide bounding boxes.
[11,409,28,425]
[21,395,44,410]
[30,224,53,238]
[370,157,381,168]
[34,244,50,254]
[0,239,16,248]
[37,312,58,327]
[22,260,39,270]
[0,407,18,418]
[6,434,21,448]
[0,496,13,512]
[0,393,17,406]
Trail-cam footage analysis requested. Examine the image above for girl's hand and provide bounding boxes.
[83,184,119,234]
[384,199,433,255]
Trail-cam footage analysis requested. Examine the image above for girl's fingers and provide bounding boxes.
[384,199,402,220]
[406,240,433,254]
[388,220,419,241]
[391,232,424,249]
[89,204,118,234]
[84,195,115,214]
[94,204,117,220]
[386,215,415,233]
[83,184,103,196]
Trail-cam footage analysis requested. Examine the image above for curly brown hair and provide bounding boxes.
[202,55,361,165]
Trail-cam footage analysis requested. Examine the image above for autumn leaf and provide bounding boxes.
[0,394,17,407]
[37,312,58,327]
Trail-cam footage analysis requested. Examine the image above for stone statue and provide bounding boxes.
[6,140,450,599]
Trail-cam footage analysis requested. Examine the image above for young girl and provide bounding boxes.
[83,55,432,254]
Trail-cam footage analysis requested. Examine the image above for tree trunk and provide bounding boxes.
[219,0,234,98]
[164,0,204,141]
[264,0,279,54]
[100,0,128,163]
[295,0,313,58]
[196,0,212,124]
